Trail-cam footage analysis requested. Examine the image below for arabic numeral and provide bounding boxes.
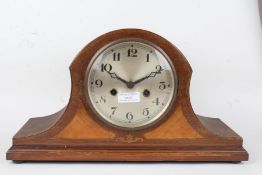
[127,48,137,57]
[111,107,117,116]
[126,112,133,120]
[155,65,163,72]
[143,108,149,116]
[159,81,166,90]
[101,63,112,72]
[94,79,103,87]
[152,97,160,106]
[113,52,120,61]
[146,54,150,62]
[99,96,106,103]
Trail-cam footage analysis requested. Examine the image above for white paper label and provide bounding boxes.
[118,92,140,103]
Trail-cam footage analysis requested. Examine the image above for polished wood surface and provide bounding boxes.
[6,29,248,162]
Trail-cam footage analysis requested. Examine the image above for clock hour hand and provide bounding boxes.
[106,71,134,88]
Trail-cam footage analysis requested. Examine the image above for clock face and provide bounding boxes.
[85,39,177,129]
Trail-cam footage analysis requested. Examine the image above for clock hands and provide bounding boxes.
[106,71,134,88]
[105,67,163,89]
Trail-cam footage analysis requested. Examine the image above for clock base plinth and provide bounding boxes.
[6,114,248,162]
[7,146,248,162]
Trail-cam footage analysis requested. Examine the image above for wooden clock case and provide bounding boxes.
[6,29,248,162]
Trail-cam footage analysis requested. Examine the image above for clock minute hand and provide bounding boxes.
[132,76,149,85]
[133,70,162,85]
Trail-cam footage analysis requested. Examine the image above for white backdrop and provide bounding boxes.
[0,0,262,174]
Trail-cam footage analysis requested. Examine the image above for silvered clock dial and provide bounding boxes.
[85,39,178,129]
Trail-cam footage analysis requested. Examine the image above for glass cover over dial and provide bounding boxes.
[85,40,177,129]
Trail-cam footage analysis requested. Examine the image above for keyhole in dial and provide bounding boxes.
[143,89,150,97]
[110,89,117,96]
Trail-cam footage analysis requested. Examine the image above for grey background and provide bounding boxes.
[259,0,262,23]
